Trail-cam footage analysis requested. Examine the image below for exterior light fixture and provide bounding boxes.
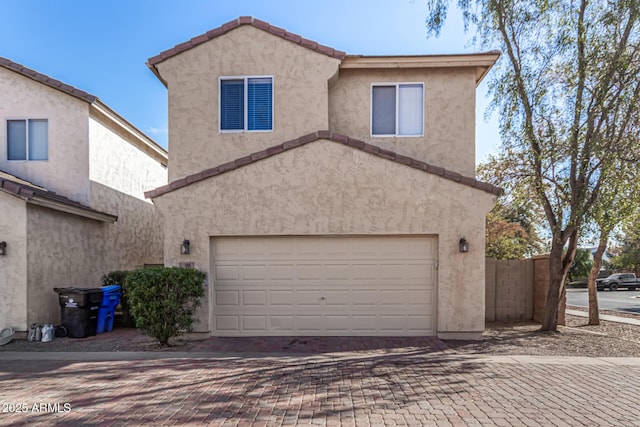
[459,237,469,253]
[0,241,5,256]
[180,239,190,255]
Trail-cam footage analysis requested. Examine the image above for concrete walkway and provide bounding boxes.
[566,308,640,325]
[2,350,640,426]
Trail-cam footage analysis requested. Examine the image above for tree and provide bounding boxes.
[583,163,640,325]
[426,0,640,330]
[568,248,593,282]
[479,155,545,259]
[609,217,640,274]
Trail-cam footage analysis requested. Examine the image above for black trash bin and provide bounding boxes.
[53,288,103,338]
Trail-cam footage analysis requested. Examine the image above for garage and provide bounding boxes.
[211,236,437,336]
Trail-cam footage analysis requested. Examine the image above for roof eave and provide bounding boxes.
[341,51,501,85]
[28,196,118,223]
[145,130,502,199]
[90,100,168,164]
[147,62,168,88]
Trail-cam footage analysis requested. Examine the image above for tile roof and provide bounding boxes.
[144,131,502,199]
[0,170,117,222]
[147,16,346,69]
[0,57,98,104]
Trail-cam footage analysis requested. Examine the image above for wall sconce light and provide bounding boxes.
[180,239,190,255]
[0,241,5,256]
[459,237,469,253]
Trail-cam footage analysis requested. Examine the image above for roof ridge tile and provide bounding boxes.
[147,16,346,69]
[0,56,98,104]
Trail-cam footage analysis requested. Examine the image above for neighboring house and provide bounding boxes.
[145,17,500,339]
[0,57,168,331]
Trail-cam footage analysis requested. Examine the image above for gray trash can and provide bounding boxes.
[53,287,103,338]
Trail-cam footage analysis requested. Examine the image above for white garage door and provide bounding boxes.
[211,236,436,336]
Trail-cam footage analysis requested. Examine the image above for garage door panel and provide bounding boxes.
[352,315,377,331]
[212,236,436,336]
[215,290,239,306]
[215,265,239,281]
[408,315,433,330]
[241,265,267,280]
[351,290,380,305]
[351,264,379,280]
[323,290,350,305]
[270,316,294,330]
[270,290,295,305]
[297,316,323,331]
[297,291,324,305]
[215,315,239,331]
[242,290,266,305]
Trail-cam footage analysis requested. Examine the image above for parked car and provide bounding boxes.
[596,273,640,291]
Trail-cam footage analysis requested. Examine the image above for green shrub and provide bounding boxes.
[102,270,135,327]
[125,267,206,346]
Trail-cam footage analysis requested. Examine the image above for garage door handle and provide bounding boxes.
[321,297,325,300]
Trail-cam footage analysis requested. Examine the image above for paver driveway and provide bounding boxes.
[2,350,640,426]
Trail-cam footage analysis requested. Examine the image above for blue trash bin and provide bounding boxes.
[97,285,121,334]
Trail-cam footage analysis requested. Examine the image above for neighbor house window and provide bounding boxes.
[7,119,48,160]
[371,83,423,136]
[220,77,273,131]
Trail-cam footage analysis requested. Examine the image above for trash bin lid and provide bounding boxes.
[101,285,121,294]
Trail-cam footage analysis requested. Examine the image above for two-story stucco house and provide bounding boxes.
[0,57,168,331]
[145,17,500,340]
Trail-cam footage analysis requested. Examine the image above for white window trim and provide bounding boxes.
[6,117,49,162]
[370,82,424,138]
[218,75,274,133]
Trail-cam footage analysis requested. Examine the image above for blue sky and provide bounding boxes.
[0,0,501,163]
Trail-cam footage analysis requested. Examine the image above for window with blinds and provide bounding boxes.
[371,83,423,137]
[7,118,48,161]
[220,77,273,132]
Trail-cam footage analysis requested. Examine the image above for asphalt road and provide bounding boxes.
[567,288,640,314]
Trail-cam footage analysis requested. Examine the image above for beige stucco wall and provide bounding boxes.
[0,192,28,329]
[329,68,477,177]
[26,205,106,326]
[0,67,90,204]
[157,25,341,181]
[153,140,495,337]
[88,116,167,268]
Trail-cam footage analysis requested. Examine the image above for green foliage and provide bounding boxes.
[125,267,206,346]
[568,248,593,282]
[609,218,640,274]
[479,155,546,259]
[101,270,135,327]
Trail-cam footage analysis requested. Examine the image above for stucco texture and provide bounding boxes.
[89,117,166,269]
[26,205,107,325]
[0,192,27,329]
[157,25,341,181]
[153,139,496,337]
[0,67,90,204]
[329,68,477,177]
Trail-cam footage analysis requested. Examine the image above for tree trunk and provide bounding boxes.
[541,230,577,331]
[587,236,607,325]
[541,240,565,331]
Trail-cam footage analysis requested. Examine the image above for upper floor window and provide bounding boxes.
[371,83,423,137]
[7,119,48,160]
[220,76,273,132]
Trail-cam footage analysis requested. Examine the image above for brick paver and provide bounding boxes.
[1,351,639,426]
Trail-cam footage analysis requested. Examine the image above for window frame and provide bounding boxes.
[218,75,274,133]
[370,82,424,138]
[6,117,49,161]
